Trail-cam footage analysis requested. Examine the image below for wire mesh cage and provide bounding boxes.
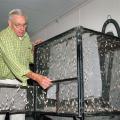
[0,84,34,113]
[34,26,120,119]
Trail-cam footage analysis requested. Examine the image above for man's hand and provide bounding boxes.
[26,71,52,89]
[32,38,43,47]
[36,75,52,89]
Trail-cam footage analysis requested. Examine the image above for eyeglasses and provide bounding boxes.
[14,23,27,28]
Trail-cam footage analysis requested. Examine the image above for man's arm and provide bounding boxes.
[26,71,52,89]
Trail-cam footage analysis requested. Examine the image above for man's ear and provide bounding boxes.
[8,20,11,27]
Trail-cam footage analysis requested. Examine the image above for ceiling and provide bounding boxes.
[0,0,90,36]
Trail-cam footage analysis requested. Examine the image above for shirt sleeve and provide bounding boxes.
[0,36,31,83]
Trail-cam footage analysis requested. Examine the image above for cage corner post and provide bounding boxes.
[76,26,84,120]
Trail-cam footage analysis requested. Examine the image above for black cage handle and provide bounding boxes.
[102,16,120,38]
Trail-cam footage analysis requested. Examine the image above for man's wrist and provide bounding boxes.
[26,71,36,80]
[26,71,42,83]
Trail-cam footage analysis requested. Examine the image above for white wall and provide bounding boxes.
[31,8,80,41]
[80,0,120,36]
[31,0,120,41]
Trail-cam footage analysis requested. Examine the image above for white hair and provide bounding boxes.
[8,9,27,20]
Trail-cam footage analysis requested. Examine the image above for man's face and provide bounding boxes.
[8,15,27,37]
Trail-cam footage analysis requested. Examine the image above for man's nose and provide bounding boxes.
[20,26,25,31]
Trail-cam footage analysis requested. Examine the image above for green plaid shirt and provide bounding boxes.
[0,27,33,86]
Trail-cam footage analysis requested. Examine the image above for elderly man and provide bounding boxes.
[0,9,52,120]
